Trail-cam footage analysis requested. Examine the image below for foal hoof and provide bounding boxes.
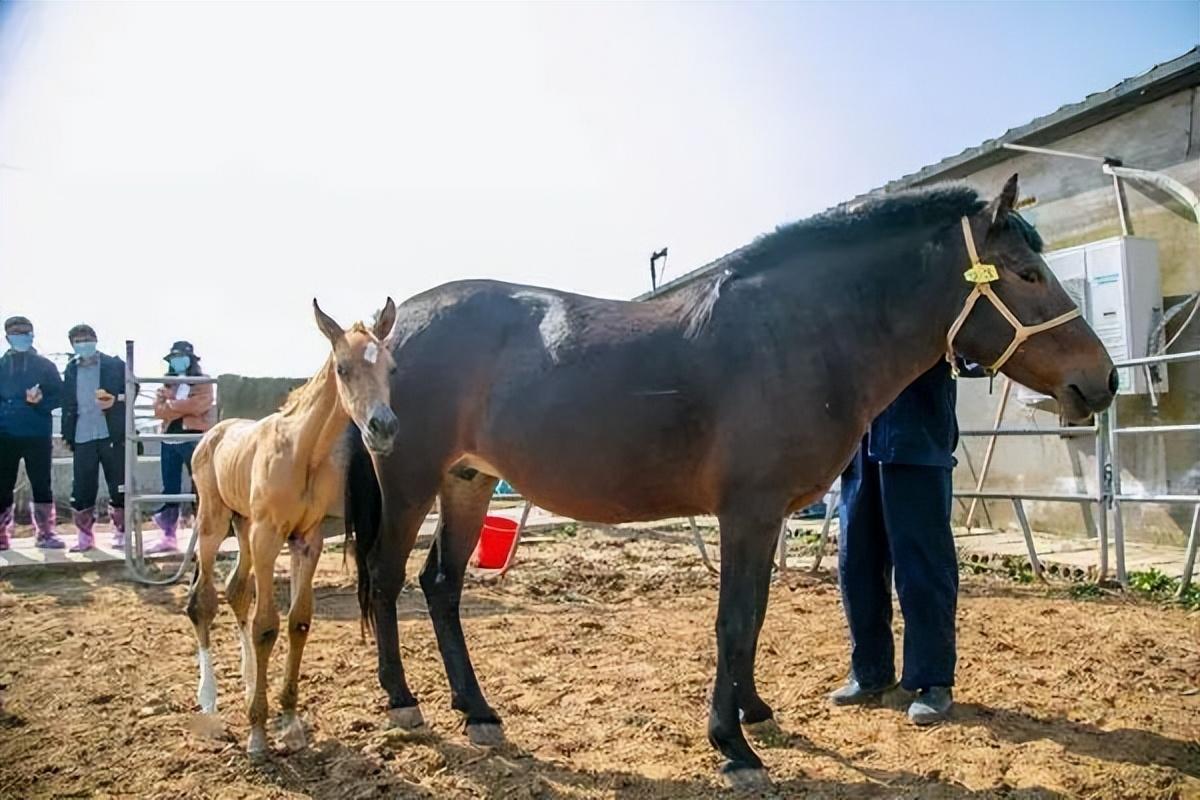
[466,722,505,747]
[247,728,269,762]
[721,764,771,791]
[387,705,426,730]
[743,718,786,745]
[280,717,308,752]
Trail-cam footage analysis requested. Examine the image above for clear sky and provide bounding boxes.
[1,1,1196,377]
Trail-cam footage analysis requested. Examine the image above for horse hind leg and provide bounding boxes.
[224,515,253,700]
[277,526,323,751]
[185,494,233,716]
[420,470,502,746]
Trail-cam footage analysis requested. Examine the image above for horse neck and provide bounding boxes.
[290,358,350,470]
[756,231,968,412]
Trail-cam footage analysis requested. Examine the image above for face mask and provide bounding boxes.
[73,341,98,359]
[6,333,33,352]
[169,356,191,374]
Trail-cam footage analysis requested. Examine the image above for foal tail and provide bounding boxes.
[344,425,382,636]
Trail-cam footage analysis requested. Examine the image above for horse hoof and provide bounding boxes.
[743,718,786,744]
[721,765,771,791]
[280,718,308,752]
[247,728,269,761]
[387,706,426,730]
[466,722,505,747]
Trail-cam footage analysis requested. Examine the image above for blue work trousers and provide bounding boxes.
[837,447,958,691]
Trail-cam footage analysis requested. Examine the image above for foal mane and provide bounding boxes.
[279,322,375,417]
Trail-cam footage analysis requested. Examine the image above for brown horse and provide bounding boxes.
[186,299,399,757]
[346,175,1117,786]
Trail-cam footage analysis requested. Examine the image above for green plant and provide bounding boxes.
[1069,582,1103,600]
[1128,568,1175,596]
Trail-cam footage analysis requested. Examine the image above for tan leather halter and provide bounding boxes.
[946,216,1081,377]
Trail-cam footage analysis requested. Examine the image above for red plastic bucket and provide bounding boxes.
[474,515,519,569]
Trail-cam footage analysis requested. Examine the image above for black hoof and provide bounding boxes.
[721,763,771,790]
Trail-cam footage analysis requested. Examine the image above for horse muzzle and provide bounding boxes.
[362,406,399,455]
[1056,366,1118,423]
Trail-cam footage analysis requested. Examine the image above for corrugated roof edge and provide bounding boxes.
[638,46,1200,301]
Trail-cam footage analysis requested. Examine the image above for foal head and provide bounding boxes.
[313,298,400,455]
[947,174,1117,422]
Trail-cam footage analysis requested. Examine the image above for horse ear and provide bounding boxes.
[985,173,1020,229]
[313,299,345,345]
[373,297,397,340]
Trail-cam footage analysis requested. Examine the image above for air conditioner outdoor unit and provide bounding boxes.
[1018,235,1166,404]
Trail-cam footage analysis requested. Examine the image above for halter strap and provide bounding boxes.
[946,217,1081,376]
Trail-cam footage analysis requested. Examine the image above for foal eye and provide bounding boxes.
[1018,269,1040,284]
[336,364,349,377]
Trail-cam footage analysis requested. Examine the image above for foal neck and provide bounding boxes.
[288,357,350,470]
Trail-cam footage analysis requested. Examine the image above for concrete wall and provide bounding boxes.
[949,87,1200,544]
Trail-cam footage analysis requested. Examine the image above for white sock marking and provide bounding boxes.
[197,648,218,713]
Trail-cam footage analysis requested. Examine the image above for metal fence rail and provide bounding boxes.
[957,348,1199,594]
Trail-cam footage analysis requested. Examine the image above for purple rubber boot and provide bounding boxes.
[33,502,65,549]
[111,507,126,549]
[0,505,12,551]
[70,507,96,552]
[148,508,179,554]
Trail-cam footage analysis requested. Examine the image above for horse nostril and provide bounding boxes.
[368,417,384,434]
[1107,368,1120,395]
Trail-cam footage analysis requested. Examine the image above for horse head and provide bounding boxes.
[948,174,1117,422]
[313,297,400,454]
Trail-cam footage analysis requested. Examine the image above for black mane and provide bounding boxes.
[732,184,985,272]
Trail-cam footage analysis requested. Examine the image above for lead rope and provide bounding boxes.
[945,216,1082,378]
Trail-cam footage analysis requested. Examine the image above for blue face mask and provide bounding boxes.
[169,356,191,374]
[73,341,98,359]
[6,333,33,353]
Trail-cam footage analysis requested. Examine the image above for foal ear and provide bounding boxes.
[985,173,1020,229]
[313,299,345,345]
[373,297,397,340]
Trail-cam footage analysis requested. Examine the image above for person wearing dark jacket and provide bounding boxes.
[0,316,65,549]
[829,359,982,725]
[61,324,126,552]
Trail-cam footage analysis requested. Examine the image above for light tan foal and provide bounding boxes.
[186,298,398,757]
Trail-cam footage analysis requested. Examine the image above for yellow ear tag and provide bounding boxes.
[963,263,999,283]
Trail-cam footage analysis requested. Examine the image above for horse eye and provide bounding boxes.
[336,364,348,377]
[389,364,397,375]
[1018,269,1040,284]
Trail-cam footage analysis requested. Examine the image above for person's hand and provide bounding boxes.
[25,384,42,405]
[96,389,115,411]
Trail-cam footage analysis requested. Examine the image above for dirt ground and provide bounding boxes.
[1,524,1198,799]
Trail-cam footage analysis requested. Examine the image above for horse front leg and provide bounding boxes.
[369,503,429,729]
[419,472,501,745]
[708,507,782,789]
[246,522,285,759]
[277,526,323,751]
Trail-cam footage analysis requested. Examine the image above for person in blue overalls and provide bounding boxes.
[830,359,975,725]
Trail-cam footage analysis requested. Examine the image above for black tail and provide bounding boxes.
[344,425,382,636]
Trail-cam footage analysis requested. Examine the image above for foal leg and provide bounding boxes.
[246,522,285,758]
[278,526,323,751]
[419,472,501,745]
[224,516,254,700]
[708,508,782,788]
[185,498,232,715]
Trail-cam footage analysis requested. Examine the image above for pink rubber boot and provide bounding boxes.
[110,507,126,549]
[70,508,96,552]
[0,505,12,551]
[33,503,65,549]
[147,509,179,553]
